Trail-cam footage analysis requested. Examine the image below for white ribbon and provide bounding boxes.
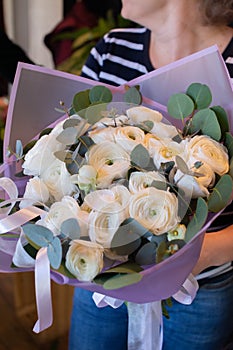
[93,273,199,350]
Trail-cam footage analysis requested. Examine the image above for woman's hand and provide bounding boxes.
[192,225,233,276]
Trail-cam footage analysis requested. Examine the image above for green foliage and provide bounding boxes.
[23,223,62,269]
[207,174,233,212]
[130,144,151,168]
[186,83,212,109]
[184,198,208,243]
[167,93,194,120]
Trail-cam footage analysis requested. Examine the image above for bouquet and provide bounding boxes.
[0,48,233,332]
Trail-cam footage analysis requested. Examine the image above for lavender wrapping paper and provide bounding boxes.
[1,45,233,303]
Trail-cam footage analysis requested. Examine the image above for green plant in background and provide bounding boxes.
[56,11,135,76]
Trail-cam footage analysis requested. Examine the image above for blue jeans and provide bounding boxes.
[68,270,233,350]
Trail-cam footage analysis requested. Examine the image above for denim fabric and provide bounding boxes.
[68,288,128,350]
[68,270,233,350]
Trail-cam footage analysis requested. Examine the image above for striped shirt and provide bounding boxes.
[81,27,233,84]
[82,27,233,280]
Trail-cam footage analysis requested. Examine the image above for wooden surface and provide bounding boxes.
[0,272,74,350]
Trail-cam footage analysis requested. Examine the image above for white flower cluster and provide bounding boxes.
[19,105,229,281]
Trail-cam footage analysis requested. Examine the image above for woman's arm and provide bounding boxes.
[192,225,233,275]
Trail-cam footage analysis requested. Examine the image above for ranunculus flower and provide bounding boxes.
[19,176,50,208]
[87,141,130,188]
[185,135,229,175]
[38,196,86,236]
[65,239,104,281]
[128,171,166,194]
[22,133,65,176]
[114,125,145,153]
[126,106,163,124]
[174,160,215,198]
[88,202,125,248]
[152,139,185,169]
[88,126,116,144]
[150,121,178,139]
[129,187,180,235]
[41,158,77,201]
[167,224,186,241]
[76,165,97,194]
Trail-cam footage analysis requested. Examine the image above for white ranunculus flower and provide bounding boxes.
[129,187,180,235]
[87,141,130,188]
[85,185,130,210]
[88,126,116,144]
[76,165,97,193]
[152,139,185,169]
[174,161,215,198]
[38,196,82,236]
[185,135,229,175]
[143,133,163,157]
[22,133,65,176]
[65,239,104,281]
[151,121,178,139]
[19,176,50,208]
[88,202,125,248]
[114,125,145,153]
[126,106,163,124]
[167,224,186,242]
[41,158,77,201]
[128,171,166,194]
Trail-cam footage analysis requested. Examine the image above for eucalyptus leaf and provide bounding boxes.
[167,93,194,120]
[207,174,233,213]
[211,105,229,135]
[104,261,143,274]
[23,223,54,247]
[63,117,84,129]
[56,260,76,278]
[224,132,233,158]
[130,144,150,168]
[47,237,62,269]
[175,155,189,174]
[190,108,221,141]
[89,85,112,104]
[150,180,167,191]
[229,157,233,180]
[15,140,23,158]
[156,241,168,263]
[185,197,208,243]
[23,140,37,154]
[54,150,73,163]
[135,242,157,265]
[73,90,90,112]
[111,218,146,255]
[56,127,78,145]
[186,83,212,109]
[84,103,108,124]
[103,272,142,290]
[60,218,81,240]
[123,86,142,105]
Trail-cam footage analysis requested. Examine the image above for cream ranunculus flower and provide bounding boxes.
[88,202,125,248]
[152,139,186,169]
[65,239,104,281]
[185,135,229,175]
[40,158,77,201]
[167,224,186,241]
[19,176,50,208]
[88,126,116,144]
[174,159,216,198]
[76,165,97,193]
[128,171,166,194]
[114,125,145,153]
[22,133,65,176]
[87,141,130,188]
[84,185,131,218]
[129,187,180,235]
[151,121,178,139]
[37,196,84,236]
[126,106,163,124]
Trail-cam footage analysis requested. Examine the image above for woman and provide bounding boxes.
[69,1,233,349]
